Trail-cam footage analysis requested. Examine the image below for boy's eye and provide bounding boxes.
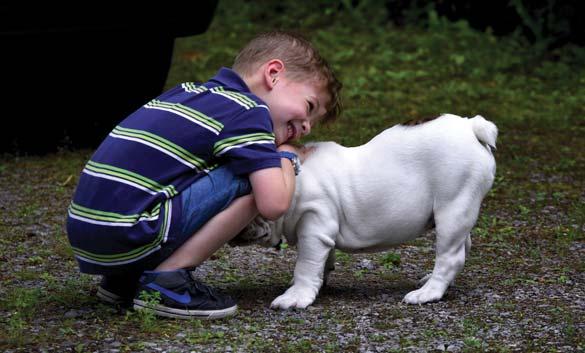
[307,101,314,113]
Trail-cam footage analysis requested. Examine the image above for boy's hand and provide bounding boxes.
[277,144,316,163]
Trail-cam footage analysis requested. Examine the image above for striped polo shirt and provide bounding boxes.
[66,68,281,274]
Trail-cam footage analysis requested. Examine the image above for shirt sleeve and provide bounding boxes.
[213,107,281,176]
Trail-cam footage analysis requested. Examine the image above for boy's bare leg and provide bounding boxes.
[155,195,257,271]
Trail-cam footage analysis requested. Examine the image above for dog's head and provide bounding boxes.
[229,216,283,248]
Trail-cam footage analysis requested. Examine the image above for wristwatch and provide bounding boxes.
[279,151,301,175]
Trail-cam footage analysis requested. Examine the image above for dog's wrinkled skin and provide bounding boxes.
[235,114,498,309]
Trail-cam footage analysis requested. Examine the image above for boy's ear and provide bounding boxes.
[264,59,285,89]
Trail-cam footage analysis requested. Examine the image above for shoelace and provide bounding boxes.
[188,280,223,301]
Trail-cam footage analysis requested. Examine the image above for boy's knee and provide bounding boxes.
[208,166,251,196]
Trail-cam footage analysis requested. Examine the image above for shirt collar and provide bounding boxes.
[209,67,250,92]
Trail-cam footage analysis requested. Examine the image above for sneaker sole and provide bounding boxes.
[133,300,237,319]
[97,286,133,305]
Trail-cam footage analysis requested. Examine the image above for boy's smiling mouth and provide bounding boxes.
[286,122,297,142]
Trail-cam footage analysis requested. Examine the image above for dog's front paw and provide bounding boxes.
[403,278,448,304]
[270,286,316,310]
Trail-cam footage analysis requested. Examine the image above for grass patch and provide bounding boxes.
[380,252,401,269]
[334,250,352,265]
[1,287,41,346]
[1,0,584,351]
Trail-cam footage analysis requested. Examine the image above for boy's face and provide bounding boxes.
[264,75,329,146]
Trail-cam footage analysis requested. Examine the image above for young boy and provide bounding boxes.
[66,31,342,319]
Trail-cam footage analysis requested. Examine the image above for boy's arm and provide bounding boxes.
[248,145,297,220]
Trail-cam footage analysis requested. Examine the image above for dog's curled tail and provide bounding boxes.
[471,115,498,151]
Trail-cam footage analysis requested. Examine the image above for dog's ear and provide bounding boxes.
[229,217,274,247]
[299,145,317,163]
[228,226,256,247]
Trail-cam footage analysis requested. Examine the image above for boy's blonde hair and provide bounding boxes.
[233,31,342,124]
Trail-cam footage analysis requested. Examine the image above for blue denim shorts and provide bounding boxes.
[156,166,252,261]
[179,165,251,238]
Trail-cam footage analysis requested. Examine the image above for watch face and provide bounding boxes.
[293,156,301,175]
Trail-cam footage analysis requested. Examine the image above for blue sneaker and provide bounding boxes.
[133,269,237,319]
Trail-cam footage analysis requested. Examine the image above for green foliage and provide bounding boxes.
[129,290,162,331]
[509,0,578,53]
[280,338,316,353]
[381,252,401,269]
[2,287,41,346]
[47,275,95,306]
[334,249,352,265]
[185,329,226,344]
[4,287,40,318]
[170,0,585,148]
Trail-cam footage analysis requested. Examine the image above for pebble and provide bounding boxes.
[64,309,80,319]
[359,259,376,270]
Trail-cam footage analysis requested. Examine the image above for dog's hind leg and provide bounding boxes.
[418,233,470,286]
[404,195,480,304]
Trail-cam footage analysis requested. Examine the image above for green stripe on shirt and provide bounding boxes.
[70,200,171,262]
[145,99,224,133]
[68,202,160,225]
[111,126,208,170]
[85,160,177,197]
[182,82,208,94]
[213,132,275,156]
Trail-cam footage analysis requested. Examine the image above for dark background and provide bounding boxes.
[1,0,582,154]
[0,2,218,154]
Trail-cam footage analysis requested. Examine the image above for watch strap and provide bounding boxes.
[279,151,301,175]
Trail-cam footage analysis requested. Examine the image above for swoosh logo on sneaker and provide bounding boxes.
[145,283,192,304]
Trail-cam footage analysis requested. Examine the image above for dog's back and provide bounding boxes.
[294,114,498,251]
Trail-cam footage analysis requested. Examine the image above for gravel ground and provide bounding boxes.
[1,220,583,352]
[193,231,584,353]
[0,143,583,352]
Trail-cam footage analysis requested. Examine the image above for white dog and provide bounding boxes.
[235,114,498,309]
